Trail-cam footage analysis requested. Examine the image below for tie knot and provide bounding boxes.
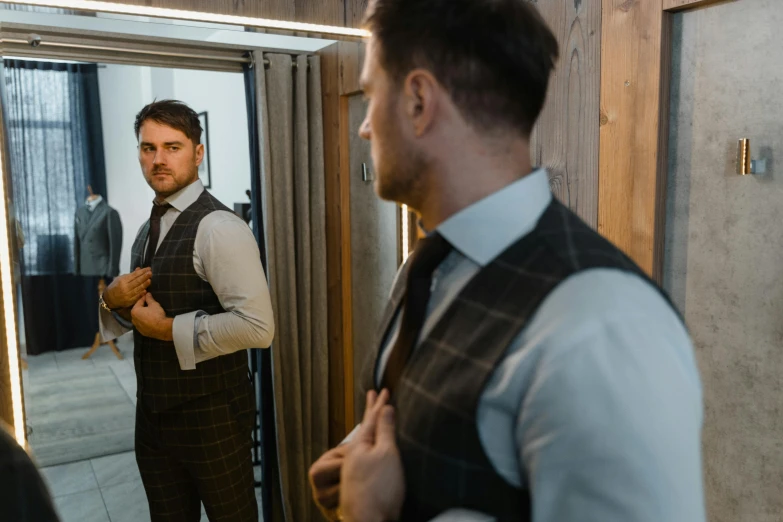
[150,203,172,220]
[407,233,453,280]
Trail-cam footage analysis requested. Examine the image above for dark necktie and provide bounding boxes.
[381,233,453,396]
[144,203,172,267]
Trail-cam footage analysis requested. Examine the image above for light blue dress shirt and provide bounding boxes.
[375,169,706,522]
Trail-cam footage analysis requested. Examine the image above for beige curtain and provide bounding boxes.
[253,52,329,522]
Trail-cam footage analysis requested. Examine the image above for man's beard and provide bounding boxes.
[147,167,197,197]
[375,137,427,209]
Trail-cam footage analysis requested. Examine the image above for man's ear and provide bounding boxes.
[404,69,439,137]
[195,143,205,166]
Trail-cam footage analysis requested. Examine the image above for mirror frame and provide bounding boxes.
[0,6,395,451]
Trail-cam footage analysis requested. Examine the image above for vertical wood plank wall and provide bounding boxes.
[598,0,666,278]
[94,0,357,26]
[531,0,602,228]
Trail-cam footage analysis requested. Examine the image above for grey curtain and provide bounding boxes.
[253,51,329,522]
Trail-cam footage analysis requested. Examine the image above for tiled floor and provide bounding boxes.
[30,335,264,521]
[24,335,137,407]
[41,451,263,522]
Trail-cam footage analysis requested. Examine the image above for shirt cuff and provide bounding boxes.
[428,510,496,522]
[99,305,130,342]
[172,311,205,371]
[341,425,360,445]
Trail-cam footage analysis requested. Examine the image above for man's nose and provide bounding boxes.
[152,151,166,165]
[359,118,371,140]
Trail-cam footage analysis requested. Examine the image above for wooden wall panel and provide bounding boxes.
[295,0,344,26]
[102,0,347,25]
[320,43,347,447]
[338,40,363,94]
[321,39,365,444]
[106,0,266,17]
[530,0,602,228]
[345,0,369,28]
[598,0,665,277]
[663,0,730,11]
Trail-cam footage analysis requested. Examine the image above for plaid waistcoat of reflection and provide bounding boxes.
[365,198,680,522]
[132,190,248,412]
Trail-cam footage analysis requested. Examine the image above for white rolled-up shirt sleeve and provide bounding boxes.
[171,212,275,370]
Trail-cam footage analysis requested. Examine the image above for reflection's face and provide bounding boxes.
[359,37,425,207]
[138,121,203,199]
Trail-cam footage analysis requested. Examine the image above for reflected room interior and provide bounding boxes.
[12,58,259,520]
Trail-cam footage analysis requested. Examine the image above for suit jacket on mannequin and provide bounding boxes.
[74,196,122,277]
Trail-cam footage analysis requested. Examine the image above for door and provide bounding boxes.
[663,2,783,520]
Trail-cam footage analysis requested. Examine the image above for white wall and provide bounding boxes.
[98,64,251,273]
[171,68,252,212]
[98,64,155,273]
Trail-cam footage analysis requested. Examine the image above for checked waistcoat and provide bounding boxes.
[364,198,680,521]
[132,190,249,412]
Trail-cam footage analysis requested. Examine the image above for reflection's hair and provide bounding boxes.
[134,99,202,145]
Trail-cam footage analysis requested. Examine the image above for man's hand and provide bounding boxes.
[131,293,173,341]
[104,267,152,310]
[340,390,405,522]
[309,444,351,521]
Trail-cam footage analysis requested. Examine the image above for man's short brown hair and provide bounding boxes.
[134,100,202,145]
[364,0,559,136]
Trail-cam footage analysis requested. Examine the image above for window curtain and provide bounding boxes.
[0,3,70,13]
[4,60,108,354]
[251,52,329,522]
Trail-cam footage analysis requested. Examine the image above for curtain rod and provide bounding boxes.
[0,38,252,63]
[257,57,310,70]
[0,39,311,69]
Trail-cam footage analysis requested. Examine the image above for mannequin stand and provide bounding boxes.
[82,278,123,361]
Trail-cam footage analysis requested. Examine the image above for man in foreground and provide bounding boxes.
[0,421,60,522]
[310,1,706,521]
[100,100,274,521]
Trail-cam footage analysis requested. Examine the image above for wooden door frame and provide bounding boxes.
[322,40,365,443]
[598,0,733,281]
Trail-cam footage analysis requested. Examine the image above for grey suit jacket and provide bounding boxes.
[74,200,123,277]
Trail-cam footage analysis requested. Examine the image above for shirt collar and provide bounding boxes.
[437,168,552,267]
[157,179,204,212]
[86,195,103,211]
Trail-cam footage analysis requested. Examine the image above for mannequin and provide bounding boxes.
[75,186,124,360]
[74,185,122,278]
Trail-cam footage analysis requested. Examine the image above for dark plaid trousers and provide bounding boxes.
[135,381,257,522]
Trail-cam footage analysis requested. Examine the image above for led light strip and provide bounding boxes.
[1,0,370,37]
[401,204,410,261]
[0,144,24,445]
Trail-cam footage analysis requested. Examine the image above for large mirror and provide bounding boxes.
[0,5,402,522]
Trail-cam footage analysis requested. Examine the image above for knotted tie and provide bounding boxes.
[144,203,172,267]
[380,233,453,396]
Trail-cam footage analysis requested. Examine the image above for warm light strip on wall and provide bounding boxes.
[401,204,410,261]
[0,145,24,445]
[2,0,371,37]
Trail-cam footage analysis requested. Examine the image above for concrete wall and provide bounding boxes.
[663,2,783,521]
[98,64,250,273]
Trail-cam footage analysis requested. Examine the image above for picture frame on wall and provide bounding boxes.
[198,111,211,188]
